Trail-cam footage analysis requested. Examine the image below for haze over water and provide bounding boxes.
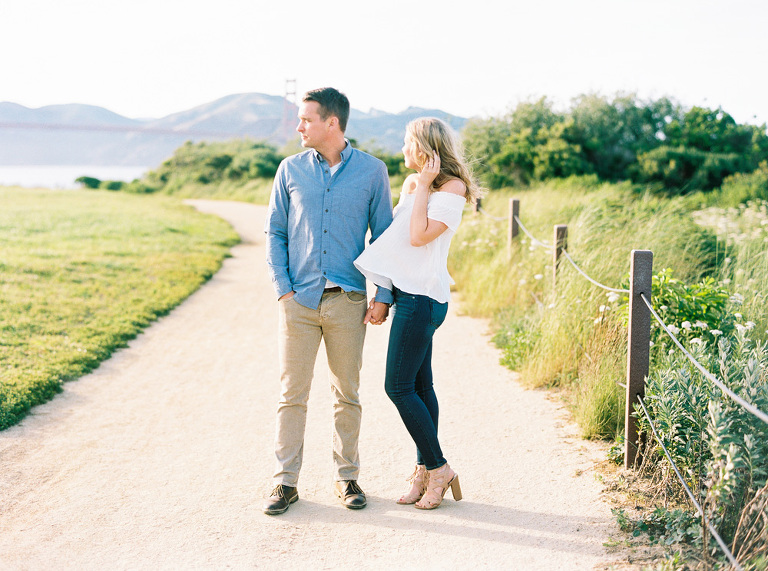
[0,165,149,189]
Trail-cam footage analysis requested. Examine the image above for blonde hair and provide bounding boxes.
[406,117,483,204]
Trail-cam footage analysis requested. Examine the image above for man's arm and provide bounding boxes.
[264,163,293,299]
[367,161,394,307]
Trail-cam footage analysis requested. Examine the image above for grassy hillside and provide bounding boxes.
[0,187,239,429]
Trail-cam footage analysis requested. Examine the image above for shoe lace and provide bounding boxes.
[271,485,288,498]
[345,480,363,495]
[407,465,426,484]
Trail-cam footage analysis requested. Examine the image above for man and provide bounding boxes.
[263,87,393,515]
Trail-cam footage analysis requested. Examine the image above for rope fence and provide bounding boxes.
[477,207,507,222]
[561,250,629,294]
[636,396,744,571]
[486,196,768,569]
[640,293,768,426]
[513,215,553,250]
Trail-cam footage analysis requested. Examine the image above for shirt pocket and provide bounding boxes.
[334,185,370,220]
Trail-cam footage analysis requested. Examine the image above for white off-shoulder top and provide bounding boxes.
[354,190,465,304]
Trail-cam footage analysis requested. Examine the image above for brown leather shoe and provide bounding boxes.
[334,480,367,509]
[263,484,298,515]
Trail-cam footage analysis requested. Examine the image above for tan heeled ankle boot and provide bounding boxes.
[415,463,462,510]
[396,464,427,504]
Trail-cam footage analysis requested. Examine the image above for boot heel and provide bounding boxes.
[450,475,462,501]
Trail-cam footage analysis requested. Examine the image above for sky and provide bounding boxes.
[1,0,767,125]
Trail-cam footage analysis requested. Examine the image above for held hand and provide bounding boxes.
[364,300,390,325]
[417,153,440,189]
[279,291,295,301]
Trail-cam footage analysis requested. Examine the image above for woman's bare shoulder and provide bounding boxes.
[402,173,419,194]
[436,178,466,197]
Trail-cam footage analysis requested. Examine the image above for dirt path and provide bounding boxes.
[0,200,622,570]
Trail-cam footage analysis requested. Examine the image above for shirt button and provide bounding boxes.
[327,189,330,192]
[324,229,327,233]
[323,250,327,254]
[325,209,328,213]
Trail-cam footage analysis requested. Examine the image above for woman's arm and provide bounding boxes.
[409,155,465,247]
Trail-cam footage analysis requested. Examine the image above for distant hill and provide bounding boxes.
[0,94,467,166]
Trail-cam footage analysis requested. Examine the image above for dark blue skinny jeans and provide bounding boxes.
[384,287,449,470]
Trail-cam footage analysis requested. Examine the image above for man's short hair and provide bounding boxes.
[303,87,350,133]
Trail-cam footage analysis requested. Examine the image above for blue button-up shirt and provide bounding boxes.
[265,142,394,310]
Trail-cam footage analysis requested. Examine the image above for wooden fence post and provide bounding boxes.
[625,249,653,469]
[473,197,482,214]
[509,198,519,240]
[552,224,567,294]
[508,199,519,258]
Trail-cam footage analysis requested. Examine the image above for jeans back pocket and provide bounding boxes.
[429,299,448,328]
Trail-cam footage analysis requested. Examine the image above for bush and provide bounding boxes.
[100,180,125,191]
[617,268,735,366]
[142,139,284,200]
[461,94,768,195]
[637,330,768,561]
[75,176,101,189]
[636,146,746,194]
[717,162,768,207]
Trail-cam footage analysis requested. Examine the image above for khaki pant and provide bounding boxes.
[273,289,367,486]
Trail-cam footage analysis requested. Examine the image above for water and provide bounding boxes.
[0,165,150,189]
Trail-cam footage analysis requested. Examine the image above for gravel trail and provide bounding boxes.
[0,200,620,570]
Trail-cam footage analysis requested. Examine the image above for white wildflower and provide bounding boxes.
[681,321,692,330]
[548,303,555,309]
[534,274,543,280]
[735,323,746,334]
[694,320,708,329]
[667,324,680,335]
[649,341,654,347]
[606,292,620,303]
[734,312,742,319]
[660,305,668,311]
[599,305,609,313]
[711,329,723,336]
[746,321,756,330]
[519,279,527,286]
[723,278,732,285]
[690,338,702,345]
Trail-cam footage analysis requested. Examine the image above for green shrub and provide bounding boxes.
[637,330,768,562]
[636,146,745,194]
[617,268,735,366]
[100,180,125,191]
[492,311,540,371]
[75,176,101,189]
[716,162,768,207]
[141,139,284,202]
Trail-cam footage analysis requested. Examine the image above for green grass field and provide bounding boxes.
[0,187,239,430]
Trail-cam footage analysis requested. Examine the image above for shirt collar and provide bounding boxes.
[312,139,352,165]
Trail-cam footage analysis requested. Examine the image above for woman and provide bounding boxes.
[355,117,482,509]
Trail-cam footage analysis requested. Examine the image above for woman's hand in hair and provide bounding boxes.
[417,153,440,190]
